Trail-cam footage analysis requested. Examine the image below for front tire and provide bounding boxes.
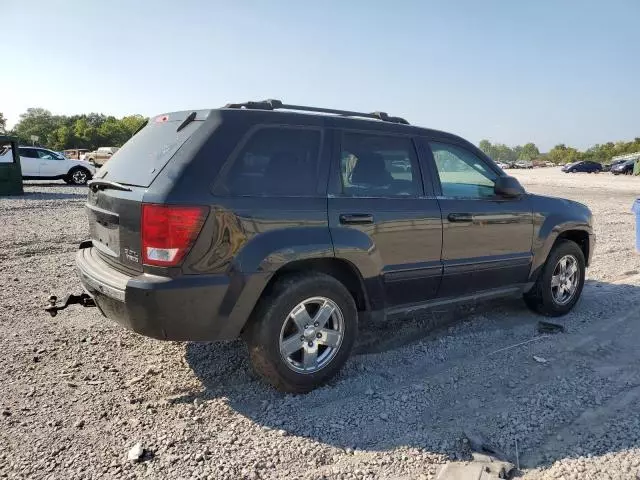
[244,272,357,393]
[67,167,90,185]
[524,240,585,316]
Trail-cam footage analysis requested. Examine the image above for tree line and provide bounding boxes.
[0,108,147,152]
[479,137,640,165]
[1,108,637,163]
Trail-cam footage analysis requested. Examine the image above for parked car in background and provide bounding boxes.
[85,147,119,165]
[603,158,626,172]
[63,148,90,160]
[47,100,595,392]
[611,159,635,175]
[561,161,603,173]
[514,160,533,169]
[19,146,96,184]
[496,162,510,169]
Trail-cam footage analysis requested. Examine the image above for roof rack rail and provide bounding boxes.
[223,99,410,125]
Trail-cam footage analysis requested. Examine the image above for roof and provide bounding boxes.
[216,99,468,145]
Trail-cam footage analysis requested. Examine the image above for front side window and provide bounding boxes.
[37,150,62,160]
[339,133,419,197]
[220,127,321,196]
[430,142,498,198]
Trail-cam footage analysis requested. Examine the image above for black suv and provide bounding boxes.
[48,100,594,392]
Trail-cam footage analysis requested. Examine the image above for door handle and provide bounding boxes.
[339,213,374,225]
[447,213,473,222]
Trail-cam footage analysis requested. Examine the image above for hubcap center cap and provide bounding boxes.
[303,327,316,340]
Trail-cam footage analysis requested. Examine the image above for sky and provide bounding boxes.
[2,0,639,151]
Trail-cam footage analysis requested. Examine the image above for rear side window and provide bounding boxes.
[0,142,15,163]
[339,133,420,197]
[218,127,321,197]
[19,148,39,158]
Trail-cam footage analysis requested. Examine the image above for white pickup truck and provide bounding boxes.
[85,146,119,166]
[17,147,96,184]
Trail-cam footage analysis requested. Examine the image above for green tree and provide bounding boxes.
[0,112,6,133]
[478,140,517,163]
[13,108,60,145]
[547,144,580,164]
[518,142,540,161]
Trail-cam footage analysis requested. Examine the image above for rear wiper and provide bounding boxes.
[132,119,148,136]
[88,179,132,192]
[177,111,197,132]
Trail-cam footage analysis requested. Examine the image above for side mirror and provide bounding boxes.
[494,176,525,197]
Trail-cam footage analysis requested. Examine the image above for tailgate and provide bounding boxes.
[86,186,145,273]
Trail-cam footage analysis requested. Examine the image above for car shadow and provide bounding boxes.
[179,279,640,471]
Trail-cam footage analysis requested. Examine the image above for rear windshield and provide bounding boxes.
[96,111,208,187]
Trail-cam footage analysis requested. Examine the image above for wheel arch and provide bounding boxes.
[555,230,590,265]
[257,257,370,314]
[527,225,592,291]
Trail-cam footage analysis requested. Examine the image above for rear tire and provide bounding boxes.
[244,272,357,393]
[524,240,585,317]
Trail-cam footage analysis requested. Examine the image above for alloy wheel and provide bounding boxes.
[279,296,344,374]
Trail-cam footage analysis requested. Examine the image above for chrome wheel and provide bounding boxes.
[279,296,344,374]
[551,255,579,305]
[71,169,88,185]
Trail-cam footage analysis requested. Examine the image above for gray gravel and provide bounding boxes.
[1,171,639,479]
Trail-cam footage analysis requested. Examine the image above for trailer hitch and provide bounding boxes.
[45,293,96,317]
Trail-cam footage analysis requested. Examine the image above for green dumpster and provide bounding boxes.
[0,136,23,196]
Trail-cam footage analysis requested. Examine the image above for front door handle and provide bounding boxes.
[339,213,374,225]
[447,213,473,222]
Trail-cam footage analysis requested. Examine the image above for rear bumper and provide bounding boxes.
[76,246,269,341]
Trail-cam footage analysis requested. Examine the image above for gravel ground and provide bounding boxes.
[1,170,639,480]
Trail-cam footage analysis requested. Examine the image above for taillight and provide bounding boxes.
[141,204,208,266]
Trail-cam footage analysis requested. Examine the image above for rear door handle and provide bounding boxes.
[339,213,374,225]
[447,213,473,222]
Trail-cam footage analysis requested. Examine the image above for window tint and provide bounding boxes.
[340,133,419,197]
[0,143,15,163]
[221,127,321,196]
[430,142,498,198]
[19,148,39,159]
[37,150,60,160]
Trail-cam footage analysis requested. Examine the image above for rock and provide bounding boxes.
[127,443,144,462]
[533,356,548,364]
[276,429,287,436]
[126,375,144,386]
[74,419,85,429]
[380,413,389,421]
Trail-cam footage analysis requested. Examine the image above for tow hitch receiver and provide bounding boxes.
[45,293,96,317]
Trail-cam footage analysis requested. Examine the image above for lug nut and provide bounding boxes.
[316,333,322,338]
[313,322,319,327]
[300,336,305,341]
[308,341,313,347]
